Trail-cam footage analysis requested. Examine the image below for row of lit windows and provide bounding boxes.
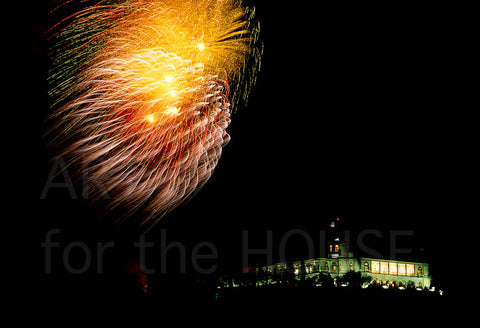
[368,261,421,276]
[329,244,340,252]
[272,261,423,276]
[294,262,354,274]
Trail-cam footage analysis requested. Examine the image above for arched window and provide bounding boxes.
[364,262,369,271]
[324,263,329,271]
[418,267,422,275]
[350,263,353,271]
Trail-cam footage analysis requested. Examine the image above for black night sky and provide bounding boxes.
[18,1,465,308]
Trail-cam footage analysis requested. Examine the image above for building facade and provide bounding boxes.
[256,222,432,290]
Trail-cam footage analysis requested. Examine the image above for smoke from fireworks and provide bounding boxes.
[47,0,261,226]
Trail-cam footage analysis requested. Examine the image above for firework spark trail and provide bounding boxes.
[47,0,261,226]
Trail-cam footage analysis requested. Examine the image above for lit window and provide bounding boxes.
[371,261,380,274]
[350,263,353,271]
[407,264,415,277]
[334,244,339,252]
[333,264,337,271]
[398,264,406,276]
[418,267,422,275]
[324,263,329,271]
[364,262,369,271]
[389,263,397,275]
[329,245,333,252]
[380,262,389,274]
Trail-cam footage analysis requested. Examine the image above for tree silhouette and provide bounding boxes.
[316,272,334,288]
[337,271,371,288]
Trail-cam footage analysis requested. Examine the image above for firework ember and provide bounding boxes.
[47,0,261,226]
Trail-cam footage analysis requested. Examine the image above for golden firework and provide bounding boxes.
[47,0,262,226]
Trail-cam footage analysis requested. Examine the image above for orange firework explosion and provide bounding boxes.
[47,0,262,226]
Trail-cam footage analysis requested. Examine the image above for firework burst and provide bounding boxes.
[47,0,261,226]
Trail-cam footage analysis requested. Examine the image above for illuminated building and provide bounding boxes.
[256,219,432,290]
